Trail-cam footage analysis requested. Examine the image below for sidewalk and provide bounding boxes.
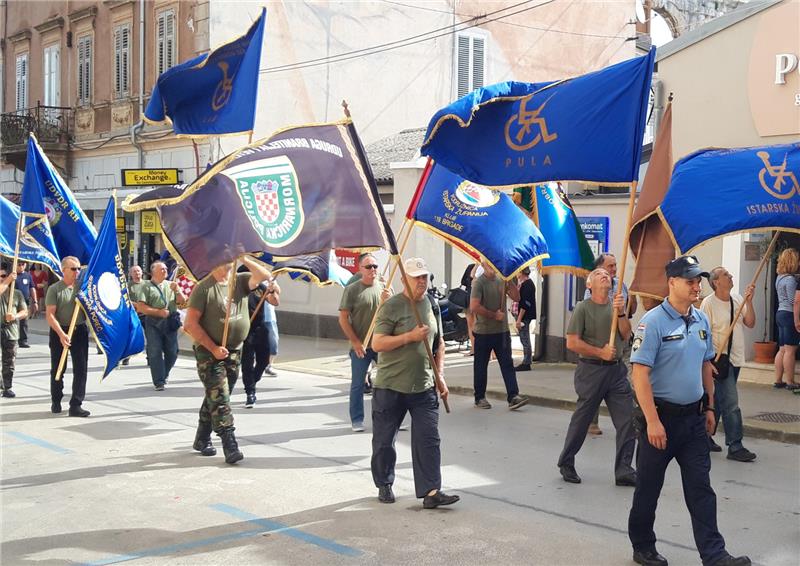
[27,317,800,444]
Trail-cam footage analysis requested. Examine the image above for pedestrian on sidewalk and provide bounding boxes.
[338,253,390,432]
[122,265,146,366]
[628,255,750,566]
[0,267,27,398]
[370,257,459,509]
[514,266,536,371]
[700,266,757,462]
[557,267,636,486]
[14,261,35,348]
[45,256,90,417]
[183,256,271,464]
[470,260,528,410]
[773,248,798,390]
[239,276,280,408]
[134,261,185,390]
[32,264,49,319]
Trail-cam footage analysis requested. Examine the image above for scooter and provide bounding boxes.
[427,282,469,347]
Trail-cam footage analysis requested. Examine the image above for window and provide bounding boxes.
[456,33,485,99]
[43,44,61,107]
[114,24,131,97]
[15,53,28,111]
[156,9,176,76]
[77,35,93,106]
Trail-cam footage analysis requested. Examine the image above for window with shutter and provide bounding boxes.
[77,36,93,106]
[15,53,28,111]
[43,45,61,107]
[156,9,177,76]
[114,24,131,97]
[455,33,487,99]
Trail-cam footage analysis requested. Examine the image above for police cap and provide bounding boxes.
[665,255,709,279]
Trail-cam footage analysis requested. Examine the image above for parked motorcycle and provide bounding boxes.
[427,281,469,347]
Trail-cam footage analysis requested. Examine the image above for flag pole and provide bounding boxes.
[714,230,780,362]
[220,260,238,348]
[7,215,24,311]
[381,219,409,280]
[55,299,81,382]
[608,180,638,344]
[192,140,201,178]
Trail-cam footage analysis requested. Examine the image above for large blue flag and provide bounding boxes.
[421,48,655,187]
[20,134,97,266]
[659,143,800,253]
[144,8,266,137]
[408,160,549,280]
[532,183,595,276]
[0,196,61,276]
[77,197,144,379]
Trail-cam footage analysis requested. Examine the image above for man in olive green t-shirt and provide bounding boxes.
[370,257,459,510]
[122,265,146,366]
[184,255,271,464]
[1,267,28,398]
[45,256,90,417]
[338,253,389,432]
[470,260,528,410]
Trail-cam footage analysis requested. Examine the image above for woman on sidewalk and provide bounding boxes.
[774,249,799,391]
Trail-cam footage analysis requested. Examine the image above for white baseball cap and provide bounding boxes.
[403,257,430,277]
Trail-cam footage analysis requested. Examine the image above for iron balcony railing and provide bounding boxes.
[1,103,73,149]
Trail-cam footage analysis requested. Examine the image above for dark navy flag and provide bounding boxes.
[258,250,353,287]
[144,8,266,137]
[421,48,656,187]
[659,143,800,253]
[0,195,61,276]
[77,197,144,379]
[408,160,548,280]
[531,183,594,276]
[123,119,397,281]
[20,134,97,266]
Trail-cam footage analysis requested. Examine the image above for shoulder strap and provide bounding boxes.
[426,293,442,351]
[151,281,168,307]
[725,297,734,356]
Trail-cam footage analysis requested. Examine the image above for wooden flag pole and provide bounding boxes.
[7,215,24,311]
[382,218,409,280]
[608,180,638,345]
[220,260,239,349]
[192,140,201,178]
[395,253,450,413]
[714,230,780,362]
[55,299,81,382]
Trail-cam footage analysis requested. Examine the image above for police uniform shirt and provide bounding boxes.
[630,298,715,405]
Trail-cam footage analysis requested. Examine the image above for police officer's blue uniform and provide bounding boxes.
[627,255,750,566]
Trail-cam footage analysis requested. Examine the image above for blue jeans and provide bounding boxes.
[714,365,743,452]
[349,348,377,425]
[145,323,178,387]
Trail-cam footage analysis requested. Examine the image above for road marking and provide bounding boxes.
[210,503,363,557]
[4,431,72,454]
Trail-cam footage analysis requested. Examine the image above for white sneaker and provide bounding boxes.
[352,423,365,432]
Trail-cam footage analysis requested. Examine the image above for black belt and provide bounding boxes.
[579,358,622,366]
[654,398,702,417]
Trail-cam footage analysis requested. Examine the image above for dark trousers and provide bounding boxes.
[18,305,29,344]
[628,412,727,565]
[49,325,89,408]
[473,332,519,402]
[240,324,271,395]
[371,387,441,498]
[1,335,17,389]
[557,360,635,478]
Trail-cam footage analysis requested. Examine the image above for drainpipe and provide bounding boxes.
[130,0,145,168]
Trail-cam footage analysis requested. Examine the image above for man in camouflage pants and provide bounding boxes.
[1,267,28,398]
[184,256,271,464]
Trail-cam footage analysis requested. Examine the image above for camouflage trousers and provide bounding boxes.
[1,336,16,390]
[195,346,241,433]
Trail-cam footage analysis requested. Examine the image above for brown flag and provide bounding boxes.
[629,102,676,305]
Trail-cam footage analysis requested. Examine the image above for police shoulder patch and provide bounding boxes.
[632,336,643,352]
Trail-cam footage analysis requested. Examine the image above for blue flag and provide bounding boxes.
[20,134,97,266]
[532,183,595,276]
[409,161,548,280]
[659,143,800,253]
[77,197,144,379]
[144,8,266,137]
[421,48,656,187]
[0,196,61,276]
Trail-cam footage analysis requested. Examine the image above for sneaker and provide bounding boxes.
[68,407,90,418]
[773,381,787,388]
[378,484,395,504]
[245,393,256,408]
[514,363,531,371]
[587,423,603,436]
[18,342,30,348]
[1,389,15,398]
[559,464,581,484]
[154,384,165,391]
[423,490,460,509]
[615,473,637,487]
[508,395,529,410]
[474,398,492,409]
[265,366,278,377]
[727,448,757,462]
[708,437,723,452]
[352,422,365,432]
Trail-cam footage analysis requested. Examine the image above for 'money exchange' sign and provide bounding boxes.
[122,169,181,187]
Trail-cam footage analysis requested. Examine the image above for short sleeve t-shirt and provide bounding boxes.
[339,280,383,343]
[471,274,508,334]
[128,280,147,303]
[188,273,251,350]
[373,294,440,394]
[0,289,25,340]
[139,281,178,313]
[45,280,86,327]
[566,299,625,361]
[776,274,797,312]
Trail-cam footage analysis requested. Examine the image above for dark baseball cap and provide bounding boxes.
[665,255,709,279]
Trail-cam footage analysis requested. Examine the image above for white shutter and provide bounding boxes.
[455,34,486,99]
[121,25,130,94]
[43,45,61,107]
[78,36,93,105]
[157,9,176,75]
[15,53,28,111]
[157,12,166,75]
[457,36,470,99]
[472,37,485,90]
[114,25,131,97]
[165,10,175,71]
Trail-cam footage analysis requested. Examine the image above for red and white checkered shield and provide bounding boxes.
[253,179,280,224]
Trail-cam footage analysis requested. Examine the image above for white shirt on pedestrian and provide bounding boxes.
[700,292,747,367]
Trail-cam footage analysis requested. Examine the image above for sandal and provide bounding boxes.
[786,383,800,391]
[773,382,787,388]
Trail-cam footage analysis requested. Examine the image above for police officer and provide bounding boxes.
[628,256,750,566]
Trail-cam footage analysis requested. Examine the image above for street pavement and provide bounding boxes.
[1,320,798,565]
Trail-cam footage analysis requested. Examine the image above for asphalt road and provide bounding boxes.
[1,336,798,565]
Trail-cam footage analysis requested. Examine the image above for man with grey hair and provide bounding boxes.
[558,267,636,486]
[700,266,757,462]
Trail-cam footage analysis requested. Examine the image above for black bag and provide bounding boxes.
[711,297,734,380]
[166,311,182,332]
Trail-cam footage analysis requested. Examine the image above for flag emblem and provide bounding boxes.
[97,272,122,310]
[455,182,500,208]
[757,151,798,200]
[44,197,62,226]
[226,156,305,248]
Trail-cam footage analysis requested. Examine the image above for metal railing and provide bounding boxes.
[1,103,73,149]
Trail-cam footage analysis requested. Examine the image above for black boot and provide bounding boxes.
[219,427,243,464]
[192,421,216,456]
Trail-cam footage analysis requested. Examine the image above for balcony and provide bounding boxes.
[1,103,73,171]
